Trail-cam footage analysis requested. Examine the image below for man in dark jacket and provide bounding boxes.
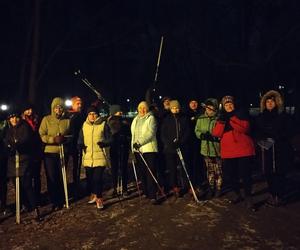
[66,96,85,199]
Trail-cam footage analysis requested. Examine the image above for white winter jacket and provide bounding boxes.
[131,112,158,153]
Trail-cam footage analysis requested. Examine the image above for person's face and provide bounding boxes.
[266,98,276,111]
[163,99,170,110]
[171,106,180,114]
[23,108,33,117]
[205,105,216,117]
[87,112,99,123]
[189,100,198,111]
[9,116,20,127]
[114,111,123,117]
[138,105,148,117]
[54,105,64,118]
[72,100,82,112]
[224,102,235,113]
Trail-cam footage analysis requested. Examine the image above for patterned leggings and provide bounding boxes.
[204,157,222,190]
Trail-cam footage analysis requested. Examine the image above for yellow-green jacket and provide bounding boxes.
[39,97,70,154]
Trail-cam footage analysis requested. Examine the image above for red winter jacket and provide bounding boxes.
[212,116,255,159]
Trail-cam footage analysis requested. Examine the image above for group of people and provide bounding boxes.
[0,89,295,222]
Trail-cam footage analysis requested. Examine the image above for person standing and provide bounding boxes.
[4,111,41,220]
[107,104,130,197]
[67,96,85,199]
[0,115,8,214]
[195,98,222,199]
[131,101,159,204]
[212,96,255,210]
[255,90,293,207]
[39,97,70,211]
[21,103,43,205]
[187,99,205,195]
[161,100,191,199]
[77,106,111,209]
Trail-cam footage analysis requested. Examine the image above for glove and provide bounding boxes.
[133,142,141,150]
[200,132,213,141]
[54,135,65,144]
[173,138,180,149]
[97,141,108,148]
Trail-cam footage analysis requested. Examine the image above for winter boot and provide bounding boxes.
[206,187,215,200]
[88,194,97,204]
[215,189,222,198]
[96,198,104,210]
[34,208,42,222]
[228,192,243,205]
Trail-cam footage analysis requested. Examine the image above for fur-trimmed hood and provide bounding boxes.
[260,90,284,114]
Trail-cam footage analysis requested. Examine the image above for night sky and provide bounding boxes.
[1,0,300,112]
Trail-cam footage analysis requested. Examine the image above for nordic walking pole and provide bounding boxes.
[131,159,142,201]
[176,148,203,204]
[15,149,20,224]
[137,150,166,199]
[272,143,276,173]
[153,36,164,84]
[261,147,265,174]
[59,143,69,209]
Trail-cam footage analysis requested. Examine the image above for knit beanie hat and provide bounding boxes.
[87,105,99,114]
[109,104,122,115]
[221,95,234,106]
[7,108,21,119]
[204,98,218,111]
[21,102,34,113]
[169,100,181,109]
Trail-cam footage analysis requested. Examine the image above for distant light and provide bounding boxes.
[159,96,162,99]
[250,103,253,107]
[126,98,130,103]
[0,104,8,111]
[65,99,72,107]
[278,85,285,90]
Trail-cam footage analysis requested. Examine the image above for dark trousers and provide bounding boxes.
[110,147,129,192]
[44,153,65,207]
[19,170,37,210]
[71,150,80,185]
[85,167,105,198]
[165,153,180,189]
[223,156,253,197]
[134,152,157,199]
[263,149,286,198]
[165,151,188,190]
[0,157,7,208]
[189,141,205,188]
[31,159,42,203]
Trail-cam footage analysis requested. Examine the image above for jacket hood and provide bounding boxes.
[51,97,64,116]
[260,90,284,114]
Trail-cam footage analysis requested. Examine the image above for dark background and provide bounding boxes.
[1,0,300,112]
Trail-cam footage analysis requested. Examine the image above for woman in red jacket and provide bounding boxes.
[212,96,255,210]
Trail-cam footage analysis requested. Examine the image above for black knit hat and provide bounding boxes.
[87,105,99,114]
[204,98,218,111]
[21,102,35,113]
[7,108,21,119]
[109,104,122,115]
